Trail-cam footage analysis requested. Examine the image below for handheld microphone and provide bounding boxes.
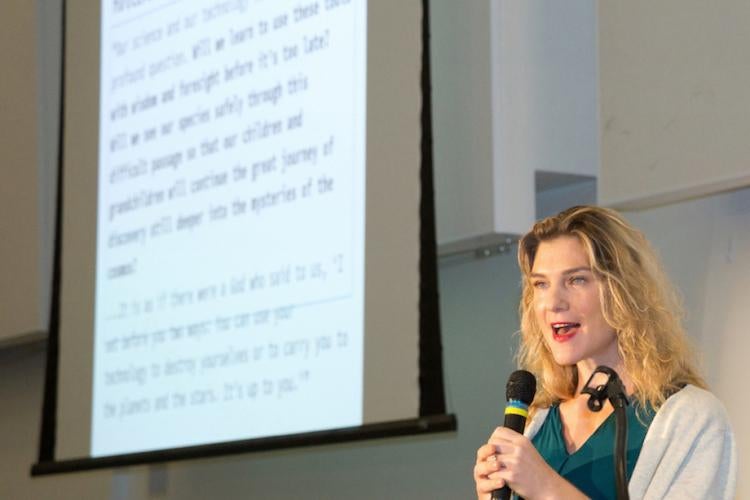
[491,370,537,500]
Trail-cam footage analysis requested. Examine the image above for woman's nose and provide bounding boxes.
[546,283,569,312]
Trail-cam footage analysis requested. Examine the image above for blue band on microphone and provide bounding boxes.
[505,399,530,418]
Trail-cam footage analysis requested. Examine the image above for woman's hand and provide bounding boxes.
[474,441,505,499]
[474,427,588,500]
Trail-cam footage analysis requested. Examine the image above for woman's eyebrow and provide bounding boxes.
[562,267,592,275]
[529,266,591,279]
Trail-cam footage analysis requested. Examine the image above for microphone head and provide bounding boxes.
[506,370,536,405]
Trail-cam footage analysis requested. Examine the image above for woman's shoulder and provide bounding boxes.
[662,385,725,413]
[632,385,737,498]
[653,384,732,434]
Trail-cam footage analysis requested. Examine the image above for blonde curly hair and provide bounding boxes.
[517,205,705,412]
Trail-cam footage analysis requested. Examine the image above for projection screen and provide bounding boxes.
[33,0,452,473]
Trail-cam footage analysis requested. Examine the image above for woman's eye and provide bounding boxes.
[570,276,586,285]
[532,281,548,289]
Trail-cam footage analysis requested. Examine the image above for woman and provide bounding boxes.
[473,206,736,499]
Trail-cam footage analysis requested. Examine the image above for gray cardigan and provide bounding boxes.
[524,385,737,499]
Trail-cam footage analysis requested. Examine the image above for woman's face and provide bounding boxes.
[530,235,619,370]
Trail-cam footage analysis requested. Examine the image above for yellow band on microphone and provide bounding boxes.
[504,406,529,418]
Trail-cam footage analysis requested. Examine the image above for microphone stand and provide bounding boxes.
[581,366,629,500]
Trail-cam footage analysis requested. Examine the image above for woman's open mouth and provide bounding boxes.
[551,322,580,342]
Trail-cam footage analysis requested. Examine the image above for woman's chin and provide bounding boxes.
[550,350,579,367]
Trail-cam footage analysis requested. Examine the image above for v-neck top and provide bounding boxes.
[531,403,654,500]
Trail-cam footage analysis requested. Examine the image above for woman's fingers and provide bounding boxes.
[476,476,505,493]
[474,458,502,477]
[475,443,507,498]
[476,443,499,463]
[474,428,526,498]
[491,426,524,442]
[474,442,507,496]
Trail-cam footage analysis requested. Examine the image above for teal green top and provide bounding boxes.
[531,403,654,500]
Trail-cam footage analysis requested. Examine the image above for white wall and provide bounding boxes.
[599,0,750,208]
[0,0,46,345]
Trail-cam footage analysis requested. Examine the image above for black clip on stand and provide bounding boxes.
[581,366,630,500]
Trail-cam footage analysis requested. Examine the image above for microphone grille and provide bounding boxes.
[506,370,537,405]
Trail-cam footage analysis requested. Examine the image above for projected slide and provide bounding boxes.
[92,0,366,457]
